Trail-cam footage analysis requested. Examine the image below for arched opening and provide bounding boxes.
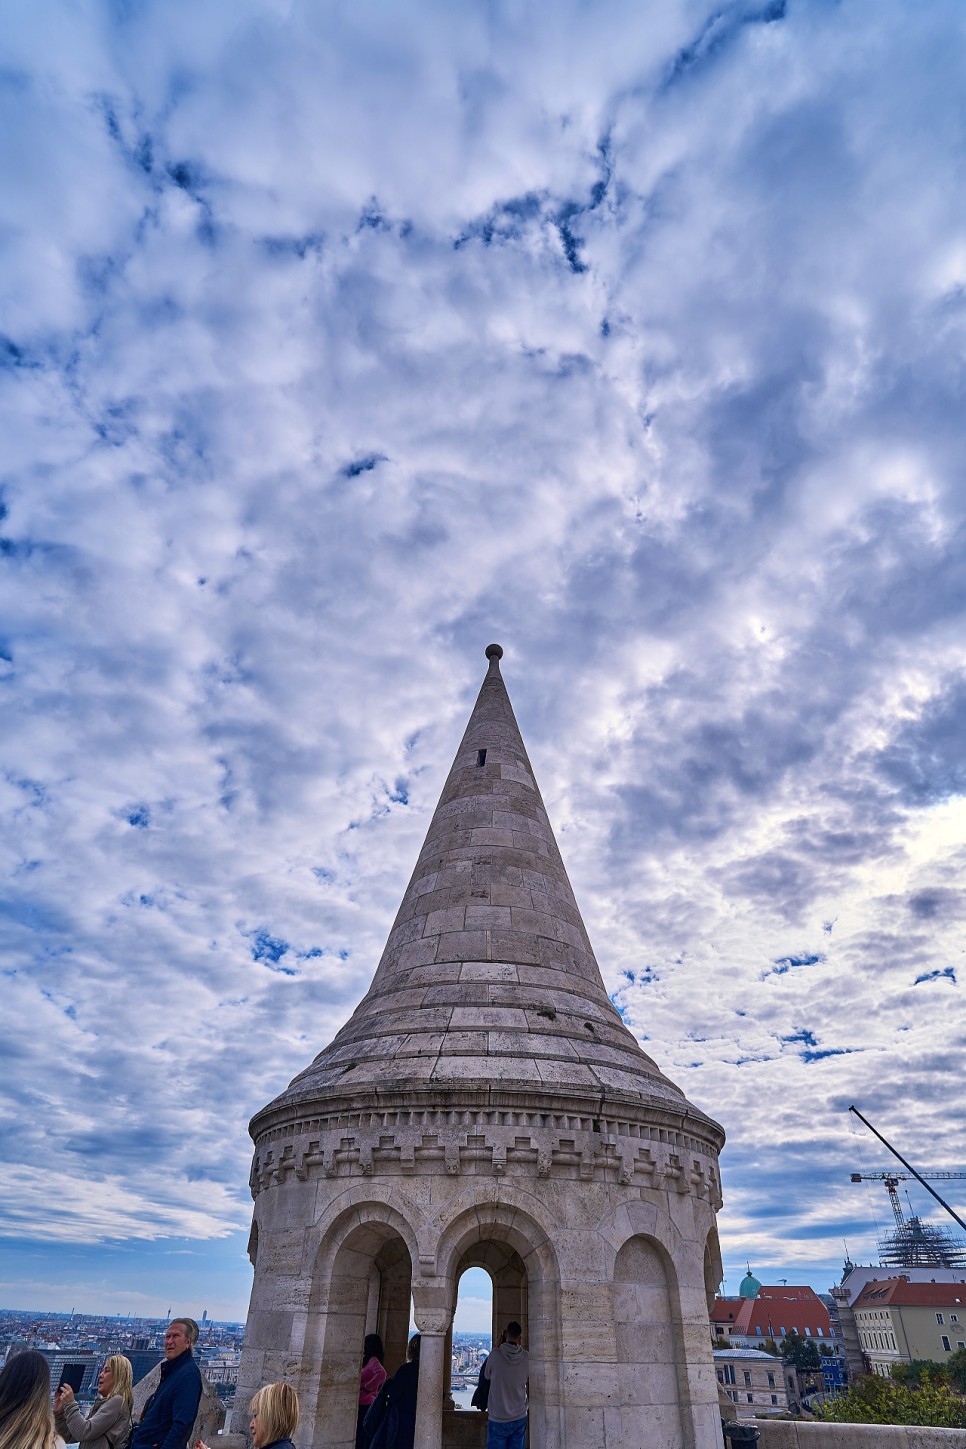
[613,1234,686,1448]
[449,1267,493,1409]
[703,1226,723,1313]
[312,1220,414,1449]
[441,1240,529,1447]
[434,1199,562,1449]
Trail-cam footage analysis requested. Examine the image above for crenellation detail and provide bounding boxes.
[253,1103,714,1158]
[249,1124,721,1205]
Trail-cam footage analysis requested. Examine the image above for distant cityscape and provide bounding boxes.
[6,1256,966,1427]
[0,1309,245,1413]
[0,1306,495,1415]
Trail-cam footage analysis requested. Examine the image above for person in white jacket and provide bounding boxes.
[55,1355,133,1449]
[483,1322,529,1449]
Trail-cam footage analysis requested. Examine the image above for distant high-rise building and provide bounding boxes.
[127,1350,163,1387]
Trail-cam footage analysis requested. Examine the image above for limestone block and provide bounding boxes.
[406,960,463,986]
[563,1404,606,1446]
[398,1030,447,1055]
[618,1360,680,1407]
[487,1031,577,1060]
[467,1056,543,1082]
[537,1060,600,1087]
[433,1029,487,1055]
[465,904,513,929]
[270,1276,313,1315]
[562,1360,620,1406]
[425,906,467,935]
[382,1006,453,1033]
[441,930,494,960]
[393,938,439,970]
[449,1006,529,1029]
[460,961,519,981]
[257,1229,308,1273]
[244,1308,295,1350]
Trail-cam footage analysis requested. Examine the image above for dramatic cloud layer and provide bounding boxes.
[1,0,964,1318]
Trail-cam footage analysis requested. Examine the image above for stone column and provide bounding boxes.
[412,1308,453,1449]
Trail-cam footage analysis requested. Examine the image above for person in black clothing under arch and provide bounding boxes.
[362,1334,420,1449]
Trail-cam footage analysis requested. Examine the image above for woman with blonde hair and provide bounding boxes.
[55,1355,133,1449]
[0,1348,60,1449]
[196,1381,298,1449]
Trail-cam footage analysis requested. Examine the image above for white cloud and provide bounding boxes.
[1,0,965,1316]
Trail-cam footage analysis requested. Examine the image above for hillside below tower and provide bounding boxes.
[235,645,726,1448]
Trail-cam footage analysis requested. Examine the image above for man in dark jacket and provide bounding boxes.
[130,1318,203,1449]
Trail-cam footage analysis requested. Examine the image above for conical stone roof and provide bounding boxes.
[253,646,722,1147]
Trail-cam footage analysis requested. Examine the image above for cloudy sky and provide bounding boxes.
[2,0,965,1328]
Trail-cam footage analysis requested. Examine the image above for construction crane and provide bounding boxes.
[849,1171,966,1232]
[848,1107,966,1268]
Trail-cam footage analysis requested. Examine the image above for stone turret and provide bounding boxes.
[237,646,726,1449]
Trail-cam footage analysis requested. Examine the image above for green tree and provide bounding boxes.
[817,1374,966,1428]
[890,1360,945,1388]
[948,1348,966,1394]
[781,1330,821,1371]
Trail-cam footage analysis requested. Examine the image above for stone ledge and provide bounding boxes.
[751,1422,966,1448]
[252,1097,721,1156]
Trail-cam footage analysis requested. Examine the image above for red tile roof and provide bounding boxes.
[855,1279,966,1308]
[710,1286,831,1338]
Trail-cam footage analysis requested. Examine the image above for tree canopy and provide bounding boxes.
[818,1374,966,1428]
[780,1330,821,1371]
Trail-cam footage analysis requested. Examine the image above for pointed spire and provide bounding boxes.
[273,646,710,1127]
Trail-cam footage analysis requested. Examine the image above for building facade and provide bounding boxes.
[711,1284,835,1352]
[713,1348,798,1418]
[234,645,727,1449]
[853,1278,966,1376]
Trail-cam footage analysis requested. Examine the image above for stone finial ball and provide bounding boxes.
[485,643,504,659]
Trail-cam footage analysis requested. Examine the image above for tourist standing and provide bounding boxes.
[483,1322,529,1449]
[362,1334,419,1449]
[55,1355,133,1449]
[129,1319,201,1449]
[356,1335,386,1448]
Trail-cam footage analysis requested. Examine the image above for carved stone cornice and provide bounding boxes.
[249,1115,722,1210]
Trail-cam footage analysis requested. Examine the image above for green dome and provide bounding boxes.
[739,1266,762,1299]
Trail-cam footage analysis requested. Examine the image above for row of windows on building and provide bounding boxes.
[859,1329,897,1351]
[721,1390,781,1406]
[718,1367,778,1388]
[748,1325,826,1339]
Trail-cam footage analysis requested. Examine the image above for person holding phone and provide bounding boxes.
[55,1355,133,1449]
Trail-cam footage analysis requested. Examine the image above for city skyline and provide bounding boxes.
[1,0,964,1322]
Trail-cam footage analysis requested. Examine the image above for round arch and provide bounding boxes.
[303,1201,418,1449]
[433,1196,563,1449]
[613,1232,688,1449]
